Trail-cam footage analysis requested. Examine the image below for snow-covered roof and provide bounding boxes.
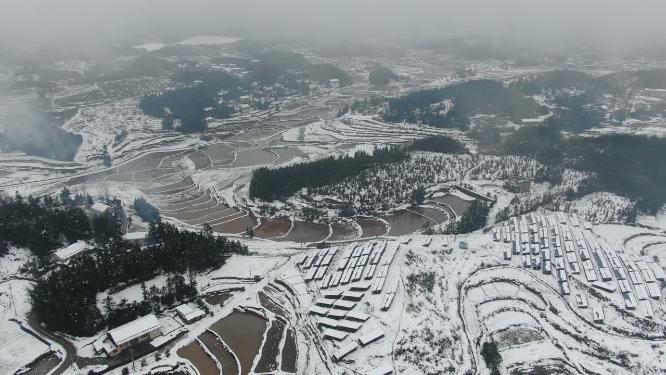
[54,241,89,260]
[91,202,111,214]
[345,310,369,322]
[108,314,161,346]
[358,329,385,346]
[175,304,205,322]
[333,342,358,360]
[123,232,148,241]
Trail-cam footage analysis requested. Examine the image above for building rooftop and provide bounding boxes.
[91,202,111,214]
[54,241,89,260]
[108,314,161,346]
[175,304,205,322]
[123,231,148,241]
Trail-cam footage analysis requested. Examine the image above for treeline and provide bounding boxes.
[410,135,468,154]
[0,191,122,257]
[249,146,408,201]
[246,49,352,87]
[502,124,666,213]
[140,72,237,133]
[511,69,666,132]
[368,64,396,86]
[383,79,540,129]
[31,221,247,335]
[512,70,618,96]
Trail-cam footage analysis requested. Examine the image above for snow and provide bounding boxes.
[0,327,50,374]
[97,274,169,310]
[450,189,477,201]
[0,249,56,374]
[133,43,166,52]
[175,35,242,46]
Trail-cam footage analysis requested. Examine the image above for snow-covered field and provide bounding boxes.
[4,53,666,374]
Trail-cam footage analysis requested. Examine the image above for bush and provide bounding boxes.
[133,198,161,222]
[480,340,502,375]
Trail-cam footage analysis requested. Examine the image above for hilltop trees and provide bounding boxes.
[411,135,468,154]
[0,193,93,257]
[31,221,247,335]
[503,125,666,213]
[383,79,539,128]
[140,70,239,133]
[249,146,408,201]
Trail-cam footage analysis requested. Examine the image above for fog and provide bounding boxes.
[1,0,666,52]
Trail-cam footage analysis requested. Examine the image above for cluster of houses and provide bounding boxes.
[494,212,665,321]
[299,240,400,370]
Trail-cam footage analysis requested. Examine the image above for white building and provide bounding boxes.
[175,304,206,324]
[53,241,90,262]
[123,231,149,246]
[105,314,162,357]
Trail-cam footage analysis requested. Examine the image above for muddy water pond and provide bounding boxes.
[382,210,435,236]
[199,331,239,375]
[231,149,277,168]
[254,319,285,373]
[355,217,388,238]
[280,329,297,373]
[188,150,212,169]
[276,221,329,243]
[211,215,258,234]
[269,147,295,164]
[328,221,359,241]
[430,193,473,216]
[205,143,236,166]
[413,206,450,224]
[210,311,268,375]
[255,218,291,239]
[177,341,219,375]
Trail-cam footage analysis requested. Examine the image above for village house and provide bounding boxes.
[175,304,206,324]
[99,314,162,357]
[53,241,90,262]
[123,231,149,246]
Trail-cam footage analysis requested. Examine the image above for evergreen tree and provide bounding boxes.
[101,147,112,167]
[411,186,426,206]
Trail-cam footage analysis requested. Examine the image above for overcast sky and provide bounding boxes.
[1,0,665,51]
